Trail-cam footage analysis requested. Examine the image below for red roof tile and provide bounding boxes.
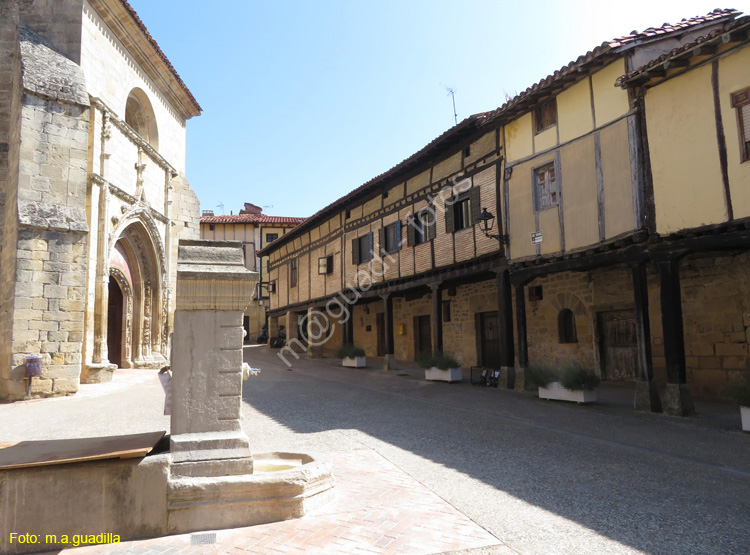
[481,8,740,127]
[201,214,305,225]
[119,0,202,114]
[616,15,750,87]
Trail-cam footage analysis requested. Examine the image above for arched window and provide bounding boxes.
[558,309,578,344]
[125,88,158,149]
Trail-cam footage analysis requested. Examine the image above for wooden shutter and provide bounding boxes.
[741,104,750,141]
[444,200,455,233]
[470,187,481,225]
[394,220,402,251]
[351,237,360,265]
[326,255,333,274]
[427,213,437,240]
[366,233,374,261]
[378,227,386,254]
[406,215,416,246]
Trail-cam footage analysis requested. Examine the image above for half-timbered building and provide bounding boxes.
[258,9,749,416]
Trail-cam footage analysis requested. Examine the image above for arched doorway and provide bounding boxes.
[107,276,124,368]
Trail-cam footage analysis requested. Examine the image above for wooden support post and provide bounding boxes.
[496,268,515,388]
[429,283,443,355]
[343,307,353,347]
[658,257,694,416]
[514,284,528,392]
[631,262,661,412]
[382,294,395,370]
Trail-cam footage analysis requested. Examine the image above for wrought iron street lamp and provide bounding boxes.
[476,208,509,244]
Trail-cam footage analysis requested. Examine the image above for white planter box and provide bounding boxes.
[741,406,750,432]
[538,381,597,404]
[425,367,462,382]
[342,356,366,368]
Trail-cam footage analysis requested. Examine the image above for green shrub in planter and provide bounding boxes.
[418,352,459,370]
[726,375,750,406]
[559,361,600,391]
[336,344,366,359]
[525,364,557,388]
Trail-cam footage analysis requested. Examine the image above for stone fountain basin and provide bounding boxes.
[167,451,335,534]
[0,451,335,554]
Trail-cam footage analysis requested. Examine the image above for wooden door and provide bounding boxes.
[479,311,501,368]
[598,310,638,381]
[107,276,123,368]
[376,312,385,356]
[414,315,432,360]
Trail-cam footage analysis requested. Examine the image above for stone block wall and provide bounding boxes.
[517,254,750,397]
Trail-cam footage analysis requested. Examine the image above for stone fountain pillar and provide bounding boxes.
[169,240,257,478]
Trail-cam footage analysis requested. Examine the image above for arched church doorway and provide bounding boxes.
[107,276,124,367]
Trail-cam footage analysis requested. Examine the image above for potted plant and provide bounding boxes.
[531,361,600,404]
[336,345,366,368]
[726,375,750,432]
[419,352,462,382]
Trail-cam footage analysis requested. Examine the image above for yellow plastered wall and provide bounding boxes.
[505,113,533,162]
[507,158,538,259]
[719,45,750,220]
[647,64,727,234]
[591,59,630,126]
[561,136,599,249]
[558,78,594,144]
[538,205,561,255]
[534,125,557,153]
[600,118,635,238]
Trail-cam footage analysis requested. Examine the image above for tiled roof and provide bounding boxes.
[256,8,741,256]
[481,8,740,126]
[616,14,750,87]
[201,214,305,225]
[119,0,202,114]
[255,113,491,256]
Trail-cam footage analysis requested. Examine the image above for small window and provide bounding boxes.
[352,232,373,265]
[442,301,451,323]
[534,100,557,134]
[409,209,435,246]
[266,233,278,243]
[534,162,559,211]
[558,309,577,343]
[528,286,543,302]
[463,145,471,157]
[318,254,333,275]
[290,259,298,288]
[209,223,215,231]
[445,186,481,233]
[346,210,351,219]
[381,221,402,253]
[453,192,471,231]
[731,89,750,162]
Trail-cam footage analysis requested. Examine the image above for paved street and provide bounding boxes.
[3,345,750,554]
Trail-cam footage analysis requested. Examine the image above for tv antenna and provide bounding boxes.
[441,83,458,125]
[216,202,225,215]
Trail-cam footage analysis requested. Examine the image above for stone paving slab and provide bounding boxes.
[38,450,500,555]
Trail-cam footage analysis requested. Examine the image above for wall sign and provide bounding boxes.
[531,231,543,245]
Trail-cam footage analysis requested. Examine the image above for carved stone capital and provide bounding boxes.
[176,240,258,312]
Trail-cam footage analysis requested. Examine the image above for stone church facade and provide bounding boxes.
[0,0,201,400]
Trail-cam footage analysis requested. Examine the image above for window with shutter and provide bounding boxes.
[451,191,472,231]
[534,100,557,134]
[732,89,750,162]
[351,237,360,265]
[533,162,559,211]
[406,215,417,246]
[383,221,401,253]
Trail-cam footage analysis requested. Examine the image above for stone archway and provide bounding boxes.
[104,220,167,368]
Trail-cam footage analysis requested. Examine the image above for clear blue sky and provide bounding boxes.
[128,0,747,218]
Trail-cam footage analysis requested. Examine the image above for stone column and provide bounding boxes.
[657,257,695,416]
[514,284,529,392]
[631,261,662,412]
[170,240,258,478]
[429,283,443,355]
[306,306,324,358]
[382,293,395,370]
